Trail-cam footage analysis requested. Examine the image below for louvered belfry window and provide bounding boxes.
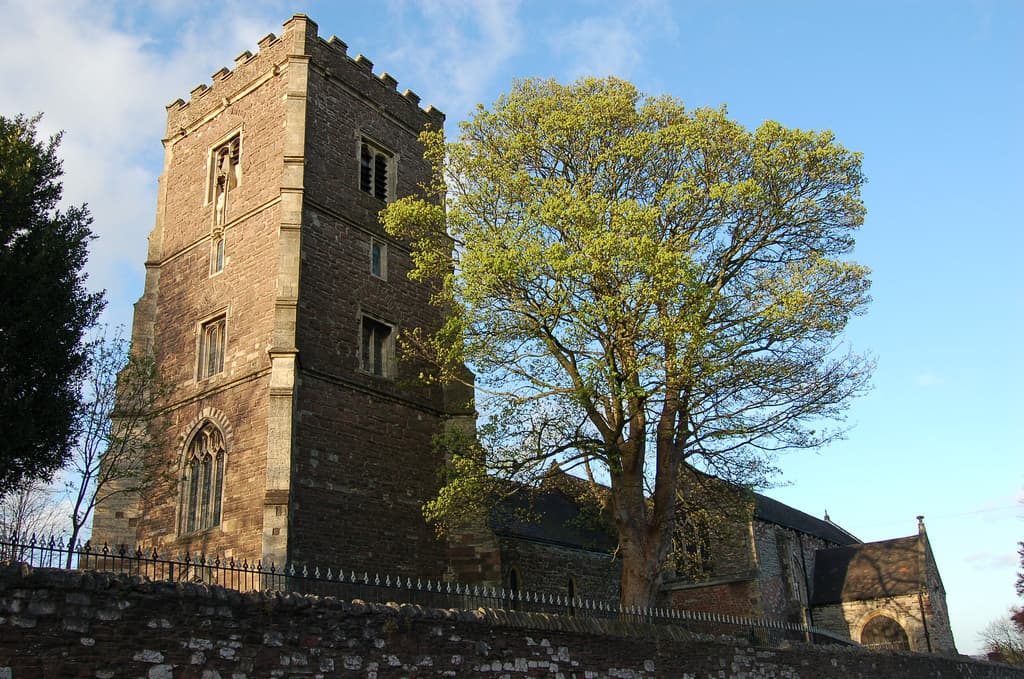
[360,141,390,201]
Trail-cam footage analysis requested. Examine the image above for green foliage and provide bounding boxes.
[422,429,498,535]
[0,114,105,496]
[383,77,873,605]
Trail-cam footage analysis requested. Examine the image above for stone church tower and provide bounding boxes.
[92,15,470,577]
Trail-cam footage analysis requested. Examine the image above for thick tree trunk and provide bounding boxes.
[618,538,664,608]
[609,424,680,610]
[610,471,675,609]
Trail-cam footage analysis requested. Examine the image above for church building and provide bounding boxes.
[92,14,956,655]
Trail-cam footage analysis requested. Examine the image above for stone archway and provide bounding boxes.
[860,614,911,651]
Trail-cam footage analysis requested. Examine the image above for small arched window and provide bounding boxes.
[179,422,226,534]
[567,576,578,616]
[508,566,521,610]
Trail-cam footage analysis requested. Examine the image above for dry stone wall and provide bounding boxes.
[2,564,1022,679]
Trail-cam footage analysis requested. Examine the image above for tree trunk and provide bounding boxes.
[610,470,673,609]
[65,523,81,569]
[618,540,664,608]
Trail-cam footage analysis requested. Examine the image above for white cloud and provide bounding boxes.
[0,0,283,329]
[964,550,1018,571]
[915,372,944,386]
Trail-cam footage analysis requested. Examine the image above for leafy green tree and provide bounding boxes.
[0,114,104,496]
[383,77,873,607]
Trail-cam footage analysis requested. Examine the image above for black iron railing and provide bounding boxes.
[1,532,853,649]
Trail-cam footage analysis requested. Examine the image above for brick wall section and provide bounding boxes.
[447,525,503,587]
[2,565,1021,679]
[664,579,762,618]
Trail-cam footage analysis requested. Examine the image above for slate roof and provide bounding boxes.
[754,493,861,546]
[811,535,925,605]
[490,488,618,553]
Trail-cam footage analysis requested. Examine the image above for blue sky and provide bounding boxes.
[1,0,1020,655]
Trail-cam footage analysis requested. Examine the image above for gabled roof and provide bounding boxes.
[811,534,925,605]
[490,488,618,553]
[754,493,861,546]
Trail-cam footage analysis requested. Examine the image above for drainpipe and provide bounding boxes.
[917,590,933,653]
[797,532,814,629]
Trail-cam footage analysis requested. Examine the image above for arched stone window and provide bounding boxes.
[179,422,226,534]
[567,576,578,616]
[860,614,911,651]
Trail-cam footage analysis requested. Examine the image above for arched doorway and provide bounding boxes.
[860,614,911,651]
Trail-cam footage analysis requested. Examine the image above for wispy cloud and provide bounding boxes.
[554,16,643,80]
[964,550,1018,571]
[548,1,676,83]
[915,372,944,386]
[381,0,524,119]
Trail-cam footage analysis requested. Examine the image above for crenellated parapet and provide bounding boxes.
[164,14,443,139]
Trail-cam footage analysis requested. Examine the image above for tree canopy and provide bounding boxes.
[0,114,104,496]
[382,77,873,607]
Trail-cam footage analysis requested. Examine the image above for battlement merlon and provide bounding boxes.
[163,13,444,138]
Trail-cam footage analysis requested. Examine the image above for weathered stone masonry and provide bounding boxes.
[91,13,470,579]
[2,564,1021,679]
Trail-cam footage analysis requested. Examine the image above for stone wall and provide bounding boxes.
[3,564,1022,679]
[496,537,620,603]
[814,594,930,650]
[922,534,957,653]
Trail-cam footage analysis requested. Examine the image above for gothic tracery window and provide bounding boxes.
[179,422,226,534]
